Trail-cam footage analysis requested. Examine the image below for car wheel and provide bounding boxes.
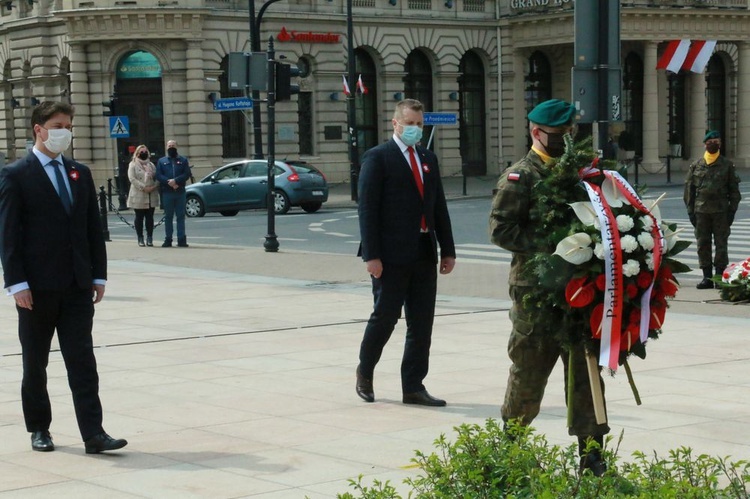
[219,210,239,217]
[300,202,322,213]
[274,190,291,215]
[185,195,205,218]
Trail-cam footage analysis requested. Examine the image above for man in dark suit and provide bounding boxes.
[356,99,456,406]
[0,101,127,454]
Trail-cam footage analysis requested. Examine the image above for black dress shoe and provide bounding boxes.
[580,450,608,477]
[356,366,374,403]
[403,389,446,407]
[84,432,128,454]
[31,430,54,452]
[696,278,714,289]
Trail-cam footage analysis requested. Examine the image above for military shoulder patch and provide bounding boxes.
[507,172,521,181]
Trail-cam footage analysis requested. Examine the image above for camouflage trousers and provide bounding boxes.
[694,212,732,271]
[501,286,610,437]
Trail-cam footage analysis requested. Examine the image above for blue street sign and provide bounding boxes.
[423,112,458,126]
[108,116,130,138]
[213,97,254,111]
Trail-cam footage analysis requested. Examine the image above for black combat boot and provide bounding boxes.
[579,435,607,477]
[715,266,725,279]
[696,267,714,289]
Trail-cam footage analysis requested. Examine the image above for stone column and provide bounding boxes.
[69,42,93,166]
[736,42,750,168]
[185,39,208,161]
[688,71,707,163]
[641,41,660,170]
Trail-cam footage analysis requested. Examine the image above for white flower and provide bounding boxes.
[637,232,654,250]
[593,217,601,230]
[660,222,679,252]
[640,216,654,231]
[622,259,641,277]
[569,202,598,227]
[594,242,604,260]
[616,215,635,233]
[553,233,594,265]
[645,253,654,270]
[620,234,638,253]
[601,177,631,208]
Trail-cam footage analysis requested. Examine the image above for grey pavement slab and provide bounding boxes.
[0,237,748,498]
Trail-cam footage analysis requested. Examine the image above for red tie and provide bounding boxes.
[407,146,427,231]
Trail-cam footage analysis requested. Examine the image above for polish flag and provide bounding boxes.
[656,40,691,73]
[682,40,717,73]
[357,74,368,95]
[342,75,351,96]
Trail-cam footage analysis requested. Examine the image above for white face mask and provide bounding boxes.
[43,128,72,154]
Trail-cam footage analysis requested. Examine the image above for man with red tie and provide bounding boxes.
[0,101,127,454]
[356,99,456,406]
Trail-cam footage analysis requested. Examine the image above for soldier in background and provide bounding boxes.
[489,99,609,477]
[684,130,741,289]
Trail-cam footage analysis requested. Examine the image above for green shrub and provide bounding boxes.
[336,419,750,499]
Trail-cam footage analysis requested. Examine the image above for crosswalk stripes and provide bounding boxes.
[457,219,750,277]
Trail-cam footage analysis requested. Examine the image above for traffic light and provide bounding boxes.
[102,97,117,116]
[275,62,300,102]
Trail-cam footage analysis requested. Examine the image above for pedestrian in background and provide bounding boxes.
[156,139,191,248]
[355,98,456,407]
[127,144,159,247]
[684,130,741,289]
[489,99,608,476]
[0,101,127,454]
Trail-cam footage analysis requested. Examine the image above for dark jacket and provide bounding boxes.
[156,154,191,193]
[357,139,455,265]
[0,153,107,290]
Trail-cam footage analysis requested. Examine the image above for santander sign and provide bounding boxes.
[277,27,340,44]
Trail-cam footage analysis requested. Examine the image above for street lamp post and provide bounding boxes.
[346,0,360,201]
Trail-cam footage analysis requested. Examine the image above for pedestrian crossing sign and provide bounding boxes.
[109,116,130,138]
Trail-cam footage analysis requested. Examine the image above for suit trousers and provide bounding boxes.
[17,287,104,440]
[358,234,437,393]
[161,190,186,240]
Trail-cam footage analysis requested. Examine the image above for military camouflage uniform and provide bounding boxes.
[489,150,610,438]
[683,155,741,273]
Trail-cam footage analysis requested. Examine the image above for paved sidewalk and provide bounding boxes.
[0,168,748,498]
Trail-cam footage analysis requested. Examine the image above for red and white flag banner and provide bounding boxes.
[682,40,717,74]
[357,74,368,95]
[342,75,351,96]
[656,40,716,74]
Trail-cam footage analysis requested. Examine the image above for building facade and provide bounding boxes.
[0,0,748,186]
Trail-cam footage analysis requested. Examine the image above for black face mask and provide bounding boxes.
[167,147,178,158]
[539,129,567,158]
[138,152,149,160]
[705,143,720,154]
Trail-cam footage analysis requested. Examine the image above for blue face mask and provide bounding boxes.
[399,124,423,146]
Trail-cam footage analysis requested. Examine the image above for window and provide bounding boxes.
[220,56,247,158]
[298,92,313,155]
[458,51,486,175]
[216,165,242,180]
[668,73,686,158]
[622,52,644,155]
[244,162,268,178]
[525,52,551,148]
[356,49,378,158]
[706,55,726,154]
[404,50,434,148]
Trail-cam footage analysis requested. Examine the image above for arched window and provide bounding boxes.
[706,55,726,154]
[668,73,686,159]
[458,51,486,175]
[622,52,644,155]
[220,55,247,158]
[355,49,378,159]
[404,50,433,111]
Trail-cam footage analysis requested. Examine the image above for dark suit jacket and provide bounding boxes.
[0,153,107,291]
[357,139,455,265]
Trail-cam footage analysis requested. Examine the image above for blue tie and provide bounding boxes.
[50,159,72,214]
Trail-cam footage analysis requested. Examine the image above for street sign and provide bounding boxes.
[423,112,458,126]
[213,97,254,111]
[109,116,130,138]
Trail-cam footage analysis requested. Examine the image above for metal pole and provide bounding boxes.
[596,0,609,153]
[99,186,111,242]
[249,0,264,159]
[264,37,279,252]
[346,0,360,201]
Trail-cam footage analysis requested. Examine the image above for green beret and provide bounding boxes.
[528,99,576,127]
[704,130,721,142]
